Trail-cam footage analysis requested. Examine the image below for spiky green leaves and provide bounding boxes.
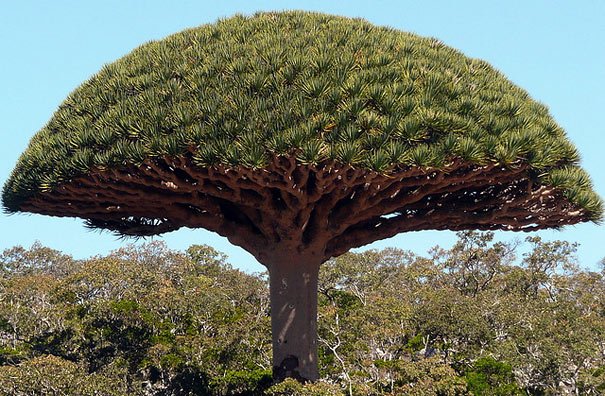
[543,167,602,218]
[2,11,602,221]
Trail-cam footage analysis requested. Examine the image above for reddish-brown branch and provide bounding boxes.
[17,155,589,265]
[324,181,580,259]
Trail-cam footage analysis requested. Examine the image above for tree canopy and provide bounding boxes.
[1,234,605,395]
[2,11,602,241]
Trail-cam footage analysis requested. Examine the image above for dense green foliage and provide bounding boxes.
[3,11,602,219]
[1,233,604,395]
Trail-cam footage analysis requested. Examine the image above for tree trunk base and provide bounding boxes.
[273,355,307,383]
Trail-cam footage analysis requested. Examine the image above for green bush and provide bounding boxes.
[464,357,524,396]
[265,378,343,396]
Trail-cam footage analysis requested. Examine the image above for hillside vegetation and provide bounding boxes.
[1,232,604,395]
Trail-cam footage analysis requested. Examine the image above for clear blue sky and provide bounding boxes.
[1,1,603,272]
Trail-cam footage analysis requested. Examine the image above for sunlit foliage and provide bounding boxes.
[0,234,604,394]
[3,11,601,219]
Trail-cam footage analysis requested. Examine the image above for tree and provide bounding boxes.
[0,354,131,396]
[1,237,605,393]
[2,11,602,382]
[0,241,274,395]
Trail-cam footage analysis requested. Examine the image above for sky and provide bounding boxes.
[1,1,604,273]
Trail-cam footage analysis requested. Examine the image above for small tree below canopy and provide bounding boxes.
[2,11,602,382]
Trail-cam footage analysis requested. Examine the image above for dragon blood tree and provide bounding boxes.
[2,11,602,382]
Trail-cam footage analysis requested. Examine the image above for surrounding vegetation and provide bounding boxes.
[1,231,604,395]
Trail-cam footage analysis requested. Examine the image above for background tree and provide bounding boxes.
[2,11,602,381]
[0,241,274,395]
[1,235,605,394]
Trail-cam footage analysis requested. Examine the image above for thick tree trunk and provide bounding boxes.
[267,254,321,382]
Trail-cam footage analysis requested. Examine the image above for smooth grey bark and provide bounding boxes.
[267,255,321,382]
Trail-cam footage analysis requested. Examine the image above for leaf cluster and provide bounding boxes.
[3,11,602,221]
